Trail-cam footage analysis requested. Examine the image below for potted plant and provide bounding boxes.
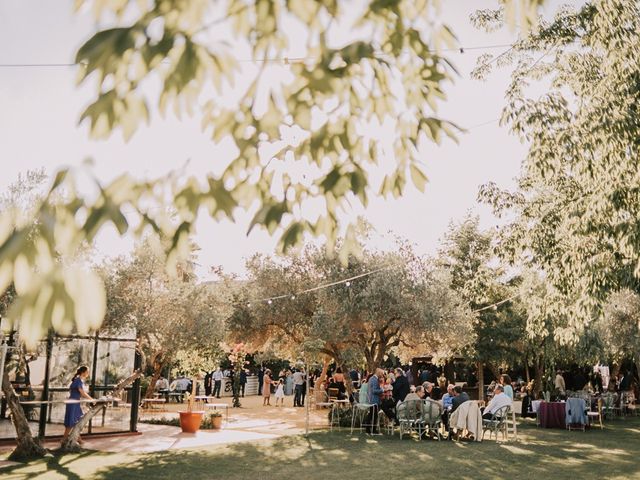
[206,411,223,430]
[179,389,205,433]
[173,348,222,433]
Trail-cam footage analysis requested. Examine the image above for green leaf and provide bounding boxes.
[409,164,428,192]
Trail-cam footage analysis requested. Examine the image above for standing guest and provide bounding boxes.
[500,374,514,400]
[62,366,94,445]
[419,369,429,384]
[293,369,306,407]
[594,371,603,393]
[257,366,265,395]
[285,370,294,396]
[405,367,414,387]
[392,368,410,404]
[573,369,588,391]
[358,374,370,403]
[262,370,273,406]
[620,370,633,392]
[520,386,533,418]
[554,370,566,395]
[349,368,360,389]
[204,371,213,396]
[333,367,346,398]
[482,384,512,420]
[212,368,224,398]
[274,379,285,407]
[300,374,307,407]
[239,369,247,397]
[365,368,385,434]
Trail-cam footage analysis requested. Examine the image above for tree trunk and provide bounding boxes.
[314,357,330,405]
[1,369,47,461]
[57,370,142,454]
[477,361,484,402]
[534,360,544,397]
[145,358,165,399]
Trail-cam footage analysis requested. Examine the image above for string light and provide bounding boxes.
[0,43,517,69]
[244,264,397,307]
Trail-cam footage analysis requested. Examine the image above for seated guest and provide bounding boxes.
[442,384,455,410]
[482,384,512,420]
[155,376,169,391]
[397,385,425,416]
[451,385,470,412]
[422,395,443,425]
[500,374,514,400]
[422,382,435,399]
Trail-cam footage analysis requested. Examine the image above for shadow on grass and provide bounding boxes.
[4,417,640,480]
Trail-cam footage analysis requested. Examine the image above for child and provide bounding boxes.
[275,378,285,407]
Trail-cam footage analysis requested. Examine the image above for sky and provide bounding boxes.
[0,0,571,278]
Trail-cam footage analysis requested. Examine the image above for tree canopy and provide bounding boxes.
[0,0,546,347]
[476,1,640,340]
[228,240,474,371]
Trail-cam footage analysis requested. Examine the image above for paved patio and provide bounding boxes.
[1,394,332,461]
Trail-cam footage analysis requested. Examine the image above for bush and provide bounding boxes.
[327,407,358,428]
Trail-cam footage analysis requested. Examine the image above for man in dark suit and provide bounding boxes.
[257,367,264,395]
[240,369,247,397]
[392,368,410,403]
[204,371,213,396]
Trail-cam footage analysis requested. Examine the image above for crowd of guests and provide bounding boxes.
[357,367,487,438]
[258,367,308,407]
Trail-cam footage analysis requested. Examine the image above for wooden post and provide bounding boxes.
[305,357,310,437]
[129,347,142,432]
[37,333,53,439]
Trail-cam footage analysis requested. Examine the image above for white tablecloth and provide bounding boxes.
[532,400,543,413]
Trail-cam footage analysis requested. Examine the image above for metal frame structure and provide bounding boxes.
[0,330,141,440]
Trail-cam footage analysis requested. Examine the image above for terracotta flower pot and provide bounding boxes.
[210,415,223,429]
[179,411,204,433]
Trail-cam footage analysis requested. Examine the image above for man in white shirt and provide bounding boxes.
[482,384,512,420]
[292,369,305,407]
[212,368,224,398]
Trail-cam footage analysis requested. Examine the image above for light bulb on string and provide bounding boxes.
[345,281,351,287]
[267,299,273,305]
[291,295,296,300]
[246,303,251,308]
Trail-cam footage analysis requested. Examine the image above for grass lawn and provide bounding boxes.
[3,417,640,480]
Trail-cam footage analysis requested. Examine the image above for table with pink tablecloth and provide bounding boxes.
[538,401,566,428]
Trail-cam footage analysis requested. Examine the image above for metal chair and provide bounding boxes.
[350,398,376,434]
[315,390,333,410]
[625,392,639,417]
[482,405,510,441]
[566,397,588,431]
[421,400,442,440]
[587,398,604,429]
[328,388,340,402]
[397,399,424,440]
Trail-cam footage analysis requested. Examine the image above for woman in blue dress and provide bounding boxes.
[62,366,94,444]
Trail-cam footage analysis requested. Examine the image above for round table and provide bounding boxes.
[538,401,565,428]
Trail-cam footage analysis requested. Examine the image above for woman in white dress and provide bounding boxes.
[275,379,285,407]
